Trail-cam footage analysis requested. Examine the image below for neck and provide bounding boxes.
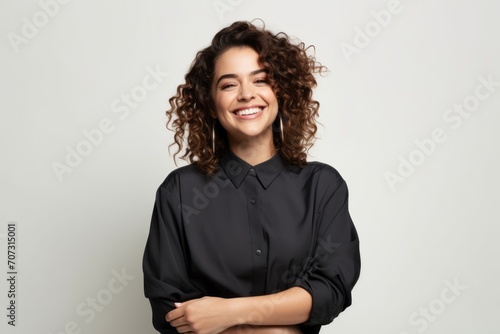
[229,134,277,166]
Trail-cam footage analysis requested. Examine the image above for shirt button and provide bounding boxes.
[255,249,262,256]
[248,168,256,176]
[250,199,256,205]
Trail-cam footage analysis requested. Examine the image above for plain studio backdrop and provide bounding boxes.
[1,0,499,333]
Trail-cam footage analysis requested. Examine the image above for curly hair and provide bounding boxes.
[166,20,326,174]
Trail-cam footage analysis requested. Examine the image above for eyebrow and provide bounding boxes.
[215,69,267,86]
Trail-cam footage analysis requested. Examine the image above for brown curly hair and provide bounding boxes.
[166,20,326,174]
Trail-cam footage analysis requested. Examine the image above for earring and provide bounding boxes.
[212,120,216,154]
[279,114,284,143]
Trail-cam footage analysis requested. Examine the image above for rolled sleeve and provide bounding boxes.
[142,173,203,333]
[293,169,361,326]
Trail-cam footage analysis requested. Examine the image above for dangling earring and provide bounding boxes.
[212,120,216,154]
[279,114,284,143]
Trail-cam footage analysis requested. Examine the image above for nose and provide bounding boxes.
[238,82,255,101]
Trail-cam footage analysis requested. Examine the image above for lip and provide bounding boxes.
[232,105,266,119]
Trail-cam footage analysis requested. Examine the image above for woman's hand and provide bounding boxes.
[166,296,235,334]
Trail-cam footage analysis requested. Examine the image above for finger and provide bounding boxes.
[165,308,183,322]
[169,316,188,328]
[173,323,192,333]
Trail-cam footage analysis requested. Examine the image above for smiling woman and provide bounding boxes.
[143,20,361,334]
[165,20,325,175]
[211,47,279,165]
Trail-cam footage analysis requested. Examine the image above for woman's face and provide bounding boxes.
[211,46,279,146]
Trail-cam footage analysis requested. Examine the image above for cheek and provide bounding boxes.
[213,100,233,122]
[262,89,278,106]
[266,95,279,111]
[213,98,227,116]
[213,92,230,109]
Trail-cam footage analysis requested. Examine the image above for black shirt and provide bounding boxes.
[143,152,361,334]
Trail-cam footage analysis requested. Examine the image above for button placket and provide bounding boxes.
[244,168,267,295]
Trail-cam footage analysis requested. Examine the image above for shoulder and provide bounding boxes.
[296,161,349,199]
[303,161,345,184]
[158,163,203,192]
[305,161,341,176]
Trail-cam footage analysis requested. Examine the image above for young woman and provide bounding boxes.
[143,21,361,334]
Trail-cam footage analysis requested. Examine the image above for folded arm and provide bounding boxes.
[166,287,311,334]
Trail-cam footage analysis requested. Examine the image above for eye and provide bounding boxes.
[221,83,236,90]
[254,78,268,85]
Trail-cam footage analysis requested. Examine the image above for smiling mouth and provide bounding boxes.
[233,107,263,116]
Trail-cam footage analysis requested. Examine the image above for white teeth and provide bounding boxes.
[235,107,262,116]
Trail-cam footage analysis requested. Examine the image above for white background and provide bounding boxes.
[1,0,499,333]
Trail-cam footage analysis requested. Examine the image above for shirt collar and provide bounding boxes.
[219,151,285,189]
